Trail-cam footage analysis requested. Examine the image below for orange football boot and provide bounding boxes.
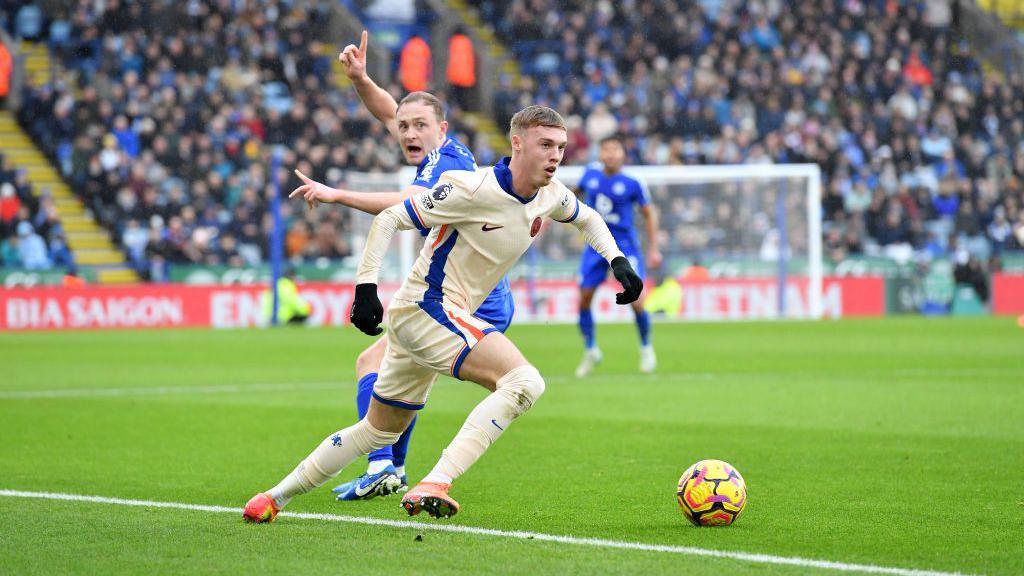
[401,482,459,519]
[243,492,280,523]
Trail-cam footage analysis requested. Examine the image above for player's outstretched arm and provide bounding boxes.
[290,169,426,215]
[350,203,417,335]
[351,177,474,335]
[339,30,400,138]
[356,204,416,285]
[354,178,476,333]
[555,196,642,304]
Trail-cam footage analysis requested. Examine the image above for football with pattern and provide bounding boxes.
[676,459,747,526]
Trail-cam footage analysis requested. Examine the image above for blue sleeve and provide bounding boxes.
[634,178,651,207]
[412,154,464,189]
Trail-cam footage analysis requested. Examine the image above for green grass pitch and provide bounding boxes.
[1,318,1022,575]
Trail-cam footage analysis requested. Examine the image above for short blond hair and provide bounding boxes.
[510,105,566,136]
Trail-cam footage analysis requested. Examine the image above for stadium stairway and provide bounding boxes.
[462,111,508,155]
[20,40,51,87]
[2,43,139,285]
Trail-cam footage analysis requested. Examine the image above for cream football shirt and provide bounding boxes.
[358,158,625,313]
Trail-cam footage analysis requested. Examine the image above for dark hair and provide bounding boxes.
[510,105,566,135]
[600,134,625,147]
[397,91,445,122]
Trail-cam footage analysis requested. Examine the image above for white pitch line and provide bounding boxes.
[0,381,344,399]
[0,489,970,576]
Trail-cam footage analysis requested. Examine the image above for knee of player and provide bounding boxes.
[497,364,545,412]
[359,419,403,450]
[578,289,595,310]
[355,341,385,377]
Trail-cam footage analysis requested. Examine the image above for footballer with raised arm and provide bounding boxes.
[287,31,514,501]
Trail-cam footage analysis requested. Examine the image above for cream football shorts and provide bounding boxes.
[372,298,498,410]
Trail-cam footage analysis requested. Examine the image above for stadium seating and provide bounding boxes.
[5,0,1024,281]
[471,0,1024,265]
[5,0,481,280]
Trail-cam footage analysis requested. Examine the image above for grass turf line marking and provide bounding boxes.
[0,489,969,576]
[0,382,343,399]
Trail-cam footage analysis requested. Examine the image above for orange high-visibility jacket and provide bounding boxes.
[0,41,12,97]
[447,33,476,88]
[399,36,431,92]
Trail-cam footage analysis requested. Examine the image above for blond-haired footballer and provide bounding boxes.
[244,106,642,521]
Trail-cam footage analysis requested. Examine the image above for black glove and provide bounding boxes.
[610,256,643,304]
[350,283,384,335]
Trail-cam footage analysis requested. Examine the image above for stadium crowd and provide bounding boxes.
[7,0,480,278]
[1,3,69,269]
[0,152,73,270]
[479,0,1024,266]
[3,0,1024,277]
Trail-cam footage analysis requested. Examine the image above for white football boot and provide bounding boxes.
[639,345,657,373]
[574,347,603,378]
